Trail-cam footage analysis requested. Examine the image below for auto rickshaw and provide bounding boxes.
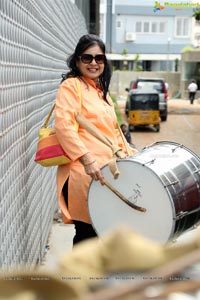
[126,88,160,132]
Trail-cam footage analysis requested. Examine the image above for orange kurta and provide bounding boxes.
[55,77,126,224]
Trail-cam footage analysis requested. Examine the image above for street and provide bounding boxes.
[119,99,200,157]
[130,114,200,156]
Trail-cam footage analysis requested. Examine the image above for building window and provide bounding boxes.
[160,22,165,33]
[195,33,200,41]
[175,17,189,37]
[152,22,157,33]
[135,21,166,34]
[144,22,149,33]
[136,21,142,33]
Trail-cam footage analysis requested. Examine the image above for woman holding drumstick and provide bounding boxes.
[55,34,137,246]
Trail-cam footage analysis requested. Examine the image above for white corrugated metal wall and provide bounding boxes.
[1,0,87,272]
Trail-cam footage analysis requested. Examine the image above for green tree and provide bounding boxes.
[134,54,143,71]
[122,48,128,55]
[193,8,200,21]
[181,45,194,53]
[175,58,179,72]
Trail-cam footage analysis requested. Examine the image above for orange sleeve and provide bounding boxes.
[55,78,89,161]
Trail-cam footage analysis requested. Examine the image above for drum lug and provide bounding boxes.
[171,144,183,153]
[193,169,200,174]
[143,142,155,149]
[164,180,179,187]
[175,211,188,220]
[142,158,156,166]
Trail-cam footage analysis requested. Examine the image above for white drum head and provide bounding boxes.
[88,159,176,243]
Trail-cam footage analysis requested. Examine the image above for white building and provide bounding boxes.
[100,0,198,71]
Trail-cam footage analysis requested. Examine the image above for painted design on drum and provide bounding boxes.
[128,183,142,205]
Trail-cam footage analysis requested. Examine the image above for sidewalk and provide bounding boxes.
[40,217,74,271]
[168,98,200,114]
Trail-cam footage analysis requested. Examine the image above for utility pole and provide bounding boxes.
[167,37,171,83]
[106,0,112,53]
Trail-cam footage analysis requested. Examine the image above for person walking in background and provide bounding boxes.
[120,123,136,148]
[55,34,136,246]
[188,79,198,104]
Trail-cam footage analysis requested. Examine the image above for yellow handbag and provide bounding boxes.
[34,78,81,167]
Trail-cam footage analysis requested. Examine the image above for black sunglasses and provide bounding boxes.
[79,54,106,64]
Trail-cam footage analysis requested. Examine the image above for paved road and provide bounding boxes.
[41,99,200,271]
[119,99,200,156]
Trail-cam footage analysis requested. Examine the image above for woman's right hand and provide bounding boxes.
[84,161,105,185]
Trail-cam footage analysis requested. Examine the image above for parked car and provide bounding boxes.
[125,77,168,121]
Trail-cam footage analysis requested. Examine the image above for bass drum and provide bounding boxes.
[88,141,200,243]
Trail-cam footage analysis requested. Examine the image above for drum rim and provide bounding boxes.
[143,140,200,162]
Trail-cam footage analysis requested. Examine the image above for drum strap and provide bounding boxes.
[76,112,125,158]
[76,112,126,178]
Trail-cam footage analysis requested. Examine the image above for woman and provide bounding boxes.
[55,34,132,245]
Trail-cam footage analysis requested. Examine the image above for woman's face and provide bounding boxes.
[76,44,105,82]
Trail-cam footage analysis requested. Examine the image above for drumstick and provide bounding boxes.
[76,113,125,158]
[104,180,146,212]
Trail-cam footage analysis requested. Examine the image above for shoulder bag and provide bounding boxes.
[34,78,81,167]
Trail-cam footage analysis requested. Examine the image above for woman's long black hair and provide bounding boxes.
[62,34,112,102]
